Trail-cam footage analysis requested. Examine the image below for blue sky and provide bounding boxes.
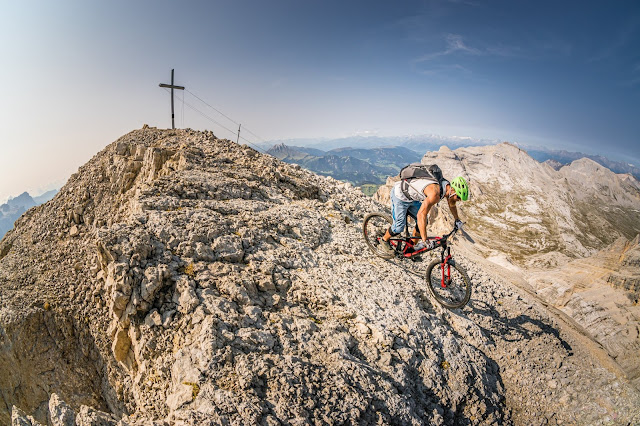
[1,0,639,202]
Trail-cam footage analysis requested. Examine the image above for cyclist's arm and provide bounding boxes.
[447,195,460,221]
[417,185,439,242]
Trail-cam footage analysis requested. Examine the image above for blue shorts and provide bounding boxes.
[390,189,422,234]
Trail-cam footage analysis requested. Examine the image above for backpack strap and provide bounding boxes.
[401,179,428,201]
[439,180,447,199]
[400,180,412,200]
[402,179,447,202]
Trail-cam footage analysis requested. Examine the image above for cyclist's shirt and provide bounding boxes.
[393,178,449,203]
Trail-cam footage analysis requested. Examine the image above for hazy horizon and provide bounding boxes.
[261,134,639,165]
[2,131,638,206]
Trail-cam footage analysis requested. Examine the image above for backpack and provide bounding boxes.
[399,163,446,201]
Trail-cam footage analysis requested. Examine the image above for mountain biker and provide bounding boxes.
[379,175,469,256]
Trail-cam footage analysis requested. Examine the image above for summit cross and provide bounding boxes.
[159,69,185,129]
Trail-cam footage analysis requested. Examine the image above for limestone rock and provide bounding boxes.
[1,128,640,425]
[166,383,194,412]
[48,393,75,426]
[112,328,131,362]
[144,310,162,327]
[212,234,244,263]
[75,405,118,426]
[528,236,640,388]
[173,276,199,314]
[11,406,41,426]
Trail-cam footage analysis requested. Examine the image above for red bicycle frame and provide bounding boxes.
[389,234,442,258]
[440,248,452,288]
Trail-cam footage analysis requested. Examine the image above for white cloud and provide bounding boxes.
[415,33,481,62]
[414,33,530,65]
[445,34,480,54]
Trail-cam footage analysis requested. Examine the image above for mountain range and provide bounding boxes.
[266,143,422,193]
[261,134,499,154]
[263,135,640,193]
[0,190,57,239]
[524,147,640,179]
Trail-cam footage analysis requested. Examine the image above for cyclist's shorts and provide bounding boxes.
[390,189,421,234]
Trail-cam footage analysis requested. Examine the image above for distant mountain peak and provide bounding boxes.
[525,146,640,180]
[5,192,35,208]
[9,191,33,201]
[271,142,288,150]
[565,156,612,173]
[496,141,527,153]
[543,159,564,170]
[1,193,37,239]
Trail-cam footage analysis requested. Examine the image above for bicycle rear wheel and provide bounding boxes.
[362,212,395,259]
[425,258,471,309]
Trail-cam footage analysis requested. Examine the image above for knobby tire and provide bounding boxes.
[425,258,472,309]
[362,212,395,259]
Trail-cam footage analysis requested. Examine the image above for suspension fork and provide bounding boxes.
[440,247,452,288]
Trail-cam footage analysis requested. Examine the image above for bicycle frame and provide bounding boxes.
[440,246,453,288]
[388,234,441,258]
[389,227,460,291]
[388,226,458,261]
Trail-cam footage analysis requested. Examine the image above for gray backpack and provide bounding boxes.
[399,163,445,200]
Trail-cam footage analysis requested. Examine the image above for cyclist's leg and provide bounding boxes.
[389,189,410,236]
[407,201,422,237]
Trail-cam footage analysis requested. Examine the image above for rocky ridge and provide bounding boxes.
[1,129,639,425]
[527,235,640,388]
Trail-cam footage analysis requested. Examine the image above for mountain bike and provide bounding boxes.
[362,212,471,309]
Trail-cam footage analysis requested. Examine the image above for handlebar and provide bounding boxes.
[439,224,462,246]
[443,226,458,240]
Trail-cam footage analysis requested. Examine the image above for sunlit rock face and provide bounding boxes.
[375,142,640,397]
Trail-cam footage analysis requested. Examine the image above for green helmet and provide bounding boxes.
[450,176,469,201]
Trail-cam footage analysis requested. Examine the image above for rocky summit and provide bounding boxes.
[2,128,640,425]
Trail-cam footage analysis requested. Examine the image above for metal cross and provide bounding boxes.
[159,69,185,129]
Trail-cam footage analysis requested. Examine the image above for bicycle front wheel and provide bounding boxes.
[362,212,394,259]
[425,258,472,309]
